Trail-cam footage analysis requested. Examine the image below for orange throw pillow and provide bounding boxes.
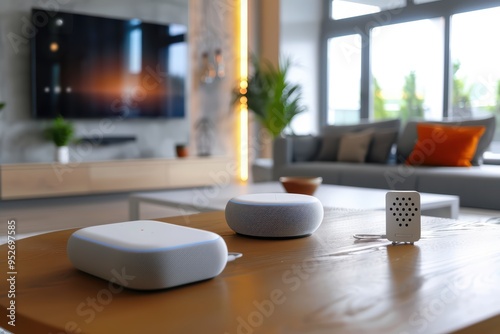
[406,124,486,167]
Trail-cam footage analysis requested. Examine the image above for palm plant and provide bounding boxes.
[234,56,307,138]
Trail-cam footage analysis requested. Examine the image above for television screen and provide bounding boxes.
[30,8,187,119]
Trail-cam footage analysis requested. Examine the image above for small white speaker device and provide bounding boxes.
[67,220,228,290]
[225,193,324,238]
[386,191,421,244]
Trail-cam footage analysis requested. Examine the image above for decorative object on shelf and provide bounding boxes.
[200,49,225,84]
[232,55,307,138]
[195,117,215,157]
[0,102,5,112]
[45,115,74,164]
[56,146,70,164]
[214,49,225,79]
[200,52,216,84]
[175,144,188,158]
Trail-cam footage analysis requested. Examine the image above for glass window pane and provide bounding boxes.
[371,18,444,122]
[327,34,361,124]
[451,7,500,151]
[331,0,406,20]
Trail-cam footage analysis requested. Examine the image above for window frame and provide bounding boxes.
[320,0,500,127]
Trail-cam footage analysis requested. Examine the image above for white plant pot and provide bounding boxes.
[56,146,70,164]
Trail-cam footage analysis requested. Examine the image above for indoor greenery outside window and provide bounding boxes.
[451,7,500,145]
[371,18,444,122]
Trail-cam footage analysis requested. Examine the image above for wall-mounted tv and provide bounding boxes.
[31,8,187,119]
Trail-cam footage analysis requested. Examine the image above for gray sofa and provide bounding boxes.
[273,117,500,210]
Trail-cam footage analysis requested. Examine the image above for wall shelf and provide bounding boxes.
[77,136,137,146]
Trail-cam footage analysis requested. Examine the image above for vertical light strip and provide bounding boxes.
[238,0,249,182]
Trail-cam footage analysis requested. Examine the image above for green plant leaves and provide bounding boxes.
[45,115,74,147]
[233,56,307,138]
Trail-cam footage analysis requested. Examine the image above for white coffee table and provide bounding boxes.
[129,182,460,220]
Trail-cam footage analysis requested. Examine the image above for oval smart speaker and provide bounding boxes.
[225,193,324,238]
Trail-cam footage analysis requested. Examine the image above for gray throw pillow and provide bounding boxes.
[292,136,321,162]
[316,118,401,161]
[396,116,496,165]
[337,130,374,163]
[315,134,342,161]
[367,129,399,163]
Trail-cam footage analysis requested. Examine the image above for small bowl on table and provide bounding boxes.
[279,176,323,196]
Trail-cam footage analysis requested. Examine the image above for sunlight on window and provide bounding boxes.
[452,7,500,147]
[327,34,361,124]
[451,8,500,115]
[371,18,444,121]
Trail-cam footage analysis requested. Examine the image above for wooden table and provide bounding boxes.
[1,210,500,333]
[129,182,460,220]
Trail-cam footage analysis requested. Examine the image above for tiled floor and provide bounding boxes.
[1,191,500,244]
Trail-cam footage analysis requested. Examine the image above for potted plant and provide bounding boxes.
[0,102,5,111]
[175,144,188,158]
[233,56,307,138]
[45,115,74,163]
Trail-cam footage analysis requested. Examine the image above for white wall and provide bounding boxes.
[188,0,238,160]
[280,0,322,135]
[0,0,237,164]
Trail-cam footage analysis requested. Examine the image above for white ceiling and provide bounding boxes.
[348,0,401,6]
[281,0,323,24]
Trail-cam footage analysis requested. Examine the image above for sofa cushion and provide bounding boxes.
[316,119,401,161]
[337,130,373,162]
[407,124,486,167]
[315,135,341,161]
[291,136,321,162]
[367,129,399,163]
[414,165,500,209]
[396,116,496,165]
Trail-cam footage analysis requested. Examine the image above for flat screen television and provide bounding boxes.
[30,8,187,119]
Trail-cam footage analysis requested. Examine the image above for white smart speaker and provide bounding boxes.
[67,220,228,290]
[225,193,324,238]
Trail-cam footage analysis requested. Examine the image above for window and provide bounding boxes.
[322,0,500,153]
[371,18,444,121]
[327,34,361,124]
[331,0,406,20]
[450,7,500,137]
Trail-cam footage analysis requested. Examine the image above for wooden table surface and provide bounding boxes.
[1,209,500,334]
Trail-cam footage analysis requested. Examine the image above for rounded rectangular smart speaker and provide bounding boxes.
[67,220,228,290]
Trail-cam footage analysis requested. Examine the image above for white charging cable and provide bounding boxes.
[353,234,387,240]
[227,252,243,262]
